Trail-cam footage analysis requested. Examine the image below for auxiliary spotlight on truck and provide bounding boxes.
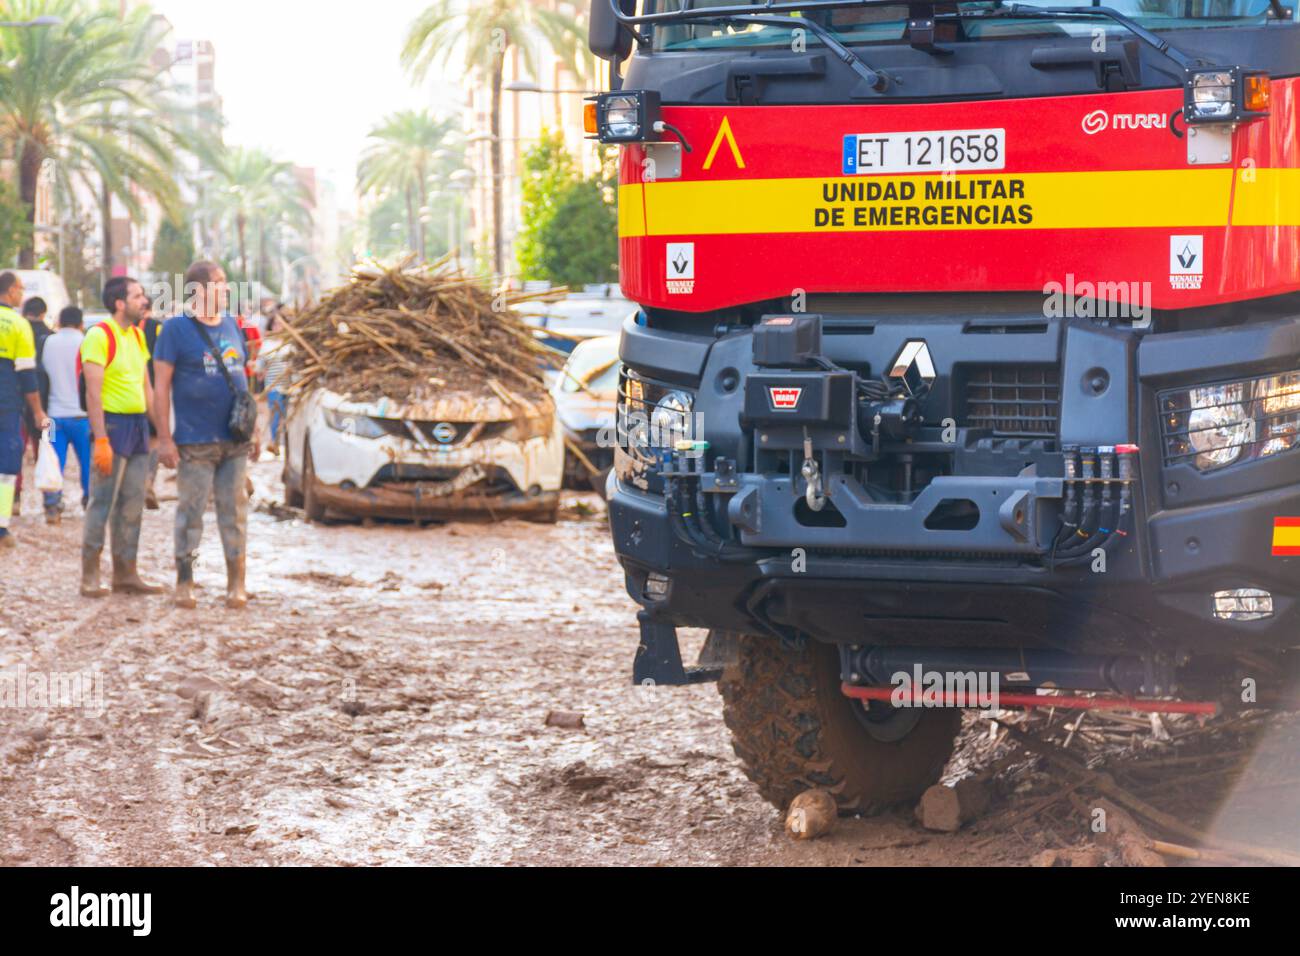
[587,0,1300,813]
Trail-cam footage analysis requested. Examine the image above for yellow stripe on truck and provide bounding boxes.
[619,168,1241,238]
[1232,168,1300,227]
[618,182,647,239]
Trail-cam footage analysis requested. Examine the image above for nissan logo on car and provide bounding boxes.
[432,422,458,444]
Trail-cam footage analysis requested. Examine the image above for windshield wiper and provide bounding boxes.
[954,4,1201,71]
[616,0,929,26]
[724,13,891,90]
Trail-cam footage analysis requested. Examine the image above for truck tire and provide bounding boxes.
[719,633,961,815]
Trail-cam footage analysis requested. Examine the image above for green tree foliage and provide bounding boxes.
[208,146,312,286]
[357,110,462,261]
[402,0,586,275]
[516,131,574,280]
[517,134,616,288]
[0,178,32,268]
[0,0,182,269]
[151,215,195,278]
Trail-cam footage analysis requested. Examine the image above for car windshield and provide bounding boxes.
[562,341,622,394]
[652,0,1275,49]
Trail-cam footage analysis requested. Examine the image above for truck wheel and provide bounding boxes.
[719,634,961,815]
[302,441,327,523]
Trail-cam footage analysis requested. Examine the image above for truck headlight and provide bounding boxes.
[651,391,695,449]
[1162,371,1300,472]
[323,408,388,440]
[590,90,660,144]
[1184,68,1270,125]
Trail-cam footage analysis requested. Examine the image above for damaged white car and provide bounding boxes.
[281,388,565,523]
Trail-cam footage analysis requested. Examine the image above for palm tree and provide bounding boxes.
[209,146,311,282]
[403,0,586,276]
[0,0,181,269]
[358,110,459,261]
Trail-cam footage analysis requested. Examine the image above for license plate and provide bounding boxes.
[842,128,1006,175]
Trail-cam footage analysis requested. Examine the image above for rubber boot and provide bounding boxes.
[175,558,197,610]
[225,556,248,610]
[111,557,166,595]
[80,548,110,598]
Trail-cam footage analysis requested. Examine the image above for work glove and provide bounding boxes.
[93,437,114,478]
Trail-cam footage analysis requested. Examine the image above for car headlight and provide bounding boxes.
[323,408,388,440]
[1162,371,1300,472]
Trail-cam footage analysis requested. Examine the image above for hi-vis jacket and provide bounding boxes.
[0,304,37,414]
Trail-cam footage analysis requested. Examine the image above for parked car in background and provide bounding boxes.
[282,387,567,523]
[551,335,620,494]
[516,285,636,356]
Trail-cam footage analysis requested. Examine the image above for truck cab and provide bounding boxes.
[589,0,1300,812]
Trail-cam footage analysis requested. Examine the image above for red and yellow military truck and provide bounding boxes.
[587,0,1299,812]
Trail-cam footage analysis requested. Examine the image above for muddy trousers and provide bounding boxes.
[83,451,151,563]
[175,442,249,566]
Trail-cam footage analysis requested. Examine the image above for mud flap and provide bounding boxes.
[633,611,724,686]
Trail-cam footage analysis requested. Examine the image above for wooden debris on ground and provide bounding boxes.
[278,257,565,410]
[916,779,991,832]
[942,702,1300,867]
[786,789,838,841]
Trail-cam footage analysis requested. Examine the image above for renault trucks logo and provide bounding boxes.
[666,242,695,295]
[769,387,803,411]
[1170,235,1204,290]
[1082,110,1168,135]
[888,340,938,395]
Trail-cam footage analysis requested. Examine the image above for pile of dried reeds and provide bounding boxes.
[279,258,563,408]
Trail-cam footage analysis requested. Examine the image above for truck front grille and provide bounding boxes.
[963,365,1061,439]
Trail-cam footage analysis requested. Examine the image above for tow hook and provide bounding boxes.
[802,430,826,512]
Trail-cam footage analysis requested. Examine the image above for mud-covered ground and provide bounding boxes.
[1,460,1296,866]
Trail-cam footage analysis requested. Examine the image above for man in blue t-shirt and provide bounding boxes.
[154,261,260,610]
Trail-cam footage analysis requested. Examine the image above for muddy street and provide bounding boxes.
[2,461,1296,867]
[0,461,983,866]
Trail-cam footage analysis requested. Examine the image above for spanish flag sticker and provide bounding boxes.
[1273,518,1300,556]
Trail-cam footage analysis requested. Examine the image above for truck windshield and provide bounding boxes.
[651,0,1276,49]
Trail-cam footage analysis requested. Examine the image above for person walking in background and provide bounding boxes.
[14,297,53,515]
[0,273,51,549]
[80,276,165,597]
[258,312,292,455]
[155,261,259,610]
[39,307,93,524]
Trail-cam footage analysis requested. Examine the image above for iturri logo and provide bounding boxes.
[769,387,803,411]
[1081,110,1109,135]
[1083,110,1169,135]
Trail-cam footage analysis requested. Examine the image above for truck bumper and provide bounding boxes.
[609,308,1300,659]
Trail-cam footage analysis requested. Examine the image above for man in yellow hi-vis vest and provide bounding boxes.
[79,276,165,597]
[0,272,51,550]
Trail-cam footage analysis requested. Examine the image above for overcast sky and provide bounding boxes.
[152,0,460,201]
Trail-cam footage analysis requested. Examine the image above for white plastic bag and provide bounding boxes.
[35,427,63,494]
